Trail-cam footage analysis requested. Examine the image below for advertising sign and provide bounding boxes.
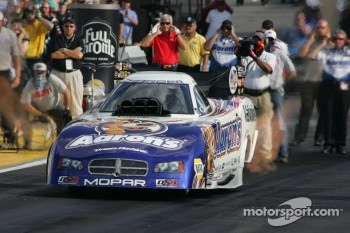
[69,4,119,94]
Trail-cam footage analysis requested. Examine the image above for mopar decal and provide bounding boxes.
[67,134,184,150]
[84,178,146,187]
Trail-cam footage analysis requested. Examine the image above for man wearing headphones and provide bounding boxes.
[237,30,276,173]
[204,20,240,98]
[203,19,240,72]
[20,62,72,148]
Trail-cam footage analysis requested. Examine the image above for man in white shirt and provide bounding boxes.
[205,0,232,39]
[265,30,297,163]
[237,30,276,173]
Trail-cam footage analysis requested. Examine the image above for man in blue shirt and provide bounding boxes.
[119,0,138,45]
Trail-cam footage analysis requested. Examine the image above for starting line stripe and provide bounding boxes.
[0,159,47,174]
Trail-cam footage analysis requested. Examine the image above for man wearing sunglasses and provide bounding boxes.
[308,29,350,154]
[140,14,187,71]
[48,17,84,119]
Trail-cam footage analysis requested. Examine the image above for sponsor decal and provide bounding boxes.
[66,134,184,150]
[58,176,79,185]
[84,178,146,187]
[124,80,184,84]
[194,158,204,179]
[93,147,148,154]
[96,118,168,136]
[156,179,179,188]
[212,117,242,158]
[243,105,256,122]
[79,18,117,69]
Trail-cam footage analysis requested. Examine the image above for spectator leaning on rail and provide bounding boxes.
[307,30,350,154]
[20,62,72,149]
[265,29,297,164]
[140,14,187,71]
[48,17,84,118]
[236,30,277,173]
[178,17,210,72]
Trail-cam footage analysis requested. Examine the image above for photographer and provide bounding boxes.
[203,20,240,72]
[20,63,72,148]
[237,31,277,173]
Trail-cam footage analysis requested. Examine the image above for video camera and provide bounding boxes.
[236,36,254,57]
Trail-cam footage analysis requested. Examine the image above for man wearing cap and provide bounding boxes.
[48,17,84,118]
[205,0,232,40]
[140,14,187,71]
[22,7,54,71]
[0,11,24,144]
[265,29,297,163]
[203,20,239,98]
[178,17,209,72]
[20,63,72,144]
[237,30,277,172]
[204,19,239,72]
[261,19,289,56]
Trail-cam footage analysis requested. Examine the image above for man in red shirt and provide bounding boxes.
[140,14,187,71]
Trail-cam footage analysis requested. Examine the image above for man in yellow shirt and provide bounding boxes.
[23,8,53,71]
[178,17,209,72]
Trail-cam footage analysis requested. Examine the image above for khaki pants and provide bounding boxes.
[52,69,84,118]
[244,92,274,172]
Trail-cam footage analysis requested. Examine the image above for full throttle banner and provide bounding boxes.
[69,4,120,94]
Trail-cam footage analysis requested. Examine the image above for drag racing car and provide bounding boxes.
[46,71,258,191]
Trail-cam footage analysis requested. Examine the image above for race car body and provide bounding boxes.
[46,71,258,190]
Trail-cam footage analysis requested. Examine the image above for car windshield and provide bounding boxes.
[100,82,194,114]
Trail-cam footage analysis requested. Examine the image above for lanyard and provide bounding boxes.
[64,35,75,49]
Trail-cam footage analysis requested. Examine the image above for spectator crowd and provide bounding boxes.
[0,0,349,174]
